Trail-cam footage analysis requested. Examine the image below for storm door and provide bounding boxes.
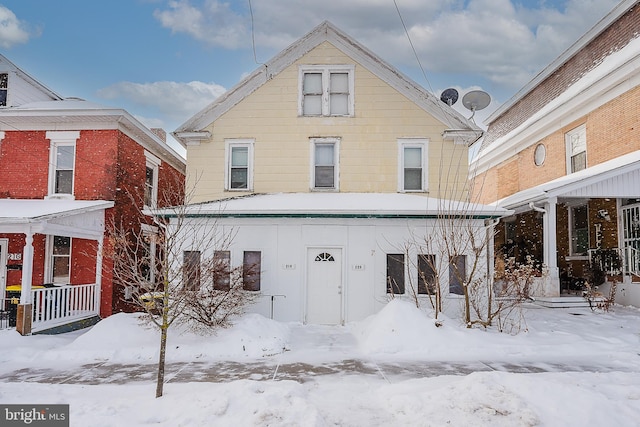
[306,248,343,324]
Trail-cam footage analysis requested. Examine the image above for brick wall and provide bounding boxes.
[484,85,640,202]
[0,128,185,318]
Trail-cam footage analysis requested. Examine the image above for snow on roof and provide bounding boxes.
[164,193,509,218]
[0,199,114,223]
[12,98,114,110]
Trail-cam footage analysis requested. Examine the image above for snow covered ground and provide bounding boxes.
[1,300,639,426]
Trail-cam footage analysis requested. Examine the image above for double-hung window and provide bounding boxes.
[46,131,79,199]
[398,139,428,192]
[300,65,354,117]
[310,137,339,190]
[225,139,254,191]
[144,151,161,208]
[566,124,586,174]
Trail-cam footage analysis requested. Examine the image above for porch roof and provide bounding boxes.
[496,150,640,211]
[0,199,114,239]
[157,192,509,219]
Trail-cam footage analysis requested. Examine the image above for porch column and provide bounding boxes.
[17,230,34,335]
[95,236,103,315]
[543,198,560,296]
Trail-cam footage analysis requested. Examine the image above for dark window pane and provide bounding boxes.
[571,151,586,172]
[386,254,405,294]
[404,169,422,190]
[230,168,248,189]
[55,170,73,194]
[183,251,201,291]
[243,251,261,291]
[315,166,334,188]
[53,257,70,282]
[418,254,436,295]
[449,255,466,295]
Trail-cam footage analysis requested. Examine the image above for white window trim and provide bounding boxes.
[224,139,255,191]
[44,235,72,284]
[397,138,429,193]
[565,124,587,174]
[46,130,79,200]
[298,65,355,117]
[144,150,161,208]
[310,137,340,191]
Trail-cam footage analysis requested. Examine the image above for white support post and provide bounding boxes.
[543,198,560,296]
[95,236,104,315]
[19,230,34,304]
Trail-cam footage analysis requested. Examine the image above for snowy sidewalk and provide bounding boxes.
[1,320,638,386]
[1,358,637,386]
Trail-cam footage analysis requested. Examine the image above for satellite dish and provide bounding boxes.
[440,88,459,106]
[462,90,491,120]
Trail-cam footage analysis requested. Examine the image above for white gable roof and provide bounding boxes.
[174,21,480,146]
[0,54,63,106]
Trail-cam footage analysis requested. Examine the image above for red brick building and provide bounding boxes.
[471,0,640,306]
[0,55,185,333]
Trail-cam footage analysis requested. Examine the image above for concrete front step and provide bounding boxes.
[532,296,607,308]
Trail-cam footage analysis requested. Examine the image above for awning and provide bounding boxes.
[0,199,114,239]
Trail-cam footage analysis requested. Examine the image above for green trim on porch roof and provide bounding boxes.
[159,213,502,220]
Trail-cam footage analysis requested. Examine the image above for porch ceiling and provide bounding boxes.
[0,199,114,239]
[497,151,640,211]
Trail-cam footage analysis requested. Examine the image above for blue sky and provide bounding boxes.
[0,0,622,151]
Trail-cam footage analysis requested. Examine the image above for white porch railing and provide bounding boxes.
[31,284,99,333]
[627,246,640,278]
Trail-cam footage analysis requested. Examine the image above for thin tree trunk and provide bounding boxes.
[156,323,167,398]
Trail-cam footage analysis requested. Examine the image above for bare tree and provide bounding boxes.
[108,184,258,398]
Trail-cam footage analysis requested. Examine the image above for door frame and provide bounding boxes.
[304,246,345,325]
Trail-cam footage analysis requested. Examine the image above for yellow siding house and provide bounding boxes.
[171,22,506,324]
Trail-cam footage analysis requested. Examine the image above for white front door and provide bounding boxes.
[306,248,343,324]
[0,239,7,307]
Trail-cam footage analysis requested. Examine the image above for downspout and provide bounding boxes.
[529,202,546,214]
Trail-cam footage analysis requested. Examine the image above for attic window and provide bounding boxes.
[299,65,354,117]
[0,73,7,106]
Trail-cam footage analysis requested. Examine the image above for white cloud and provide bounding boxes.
[153,0,248,49]
[0,6,32,48]
[152,0,621,95]
[97,80,227,122]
